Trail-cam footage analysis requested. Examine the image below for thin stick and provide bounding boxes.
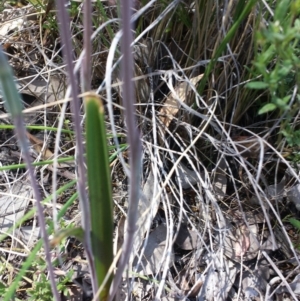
[54,0,97,294]
[108,1,142,300]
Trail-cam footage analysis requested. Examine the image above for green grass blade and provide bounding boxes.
[0,48,23,117]
[288,218,300,230]
[0,144,126,172]
[50,227,84,247]
[3,240,43,301]
[85,93,114,299]
[0,46,60,300]
[197,0,258,97]
[0,124,75,134]
[0,179,77,242]
[0,124,126,139]
[3,187,78,301]
[0,156,75,171]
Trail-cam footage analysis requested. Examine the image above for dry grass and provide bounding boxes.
[0,0,300,300]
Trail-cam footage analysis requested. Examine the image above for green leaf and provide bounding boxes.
[278,63,293,78]
[288,218,300,230]
[246,81,269,89]
[0,282,6,294]
[274,0,290,22]
[0,48,23,117]
[274,96,290,110]
[85,93,113,300]
[258,103,277,114]
[50,227,84,248]
[280,95,291,104]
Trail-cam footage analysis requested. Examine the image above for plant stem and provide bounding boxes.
[108,1,142,300]
[54,0,97,294]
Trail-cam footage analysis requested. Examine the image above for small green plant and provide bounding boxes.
[27,274,53,301]
[57,270,74,298]
[286,150,300,164]
[248,0,300,146]
[27,270,73,301]
[27,0,59,34]
[281,123,300,147]
[0,284,21,301]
